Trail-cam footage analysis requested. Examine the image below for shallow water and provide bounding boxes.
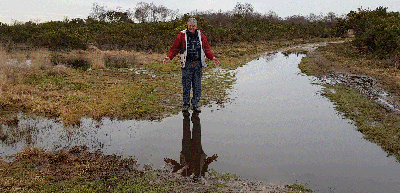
[1,52,400,192]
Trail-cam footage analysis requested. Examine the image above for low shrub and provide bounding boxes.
[0,4,342,53]
[50,51,91,70]
[343,7,400,60]
[65,58,91,70]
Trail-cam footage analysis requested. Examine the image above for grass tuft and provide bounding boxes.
[286,183,313,192]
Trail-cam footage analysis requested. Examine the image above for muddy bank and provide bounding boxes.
[0,146,308,193]
[315,73,400,113]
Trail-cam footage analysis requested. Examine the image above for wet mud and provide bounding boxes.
[316,73,400,113]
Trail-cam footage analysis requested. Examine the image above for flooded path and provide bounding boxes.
[2,52,400,192]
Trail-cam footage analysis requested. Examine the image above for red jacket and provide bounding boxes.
[167,29,215,67]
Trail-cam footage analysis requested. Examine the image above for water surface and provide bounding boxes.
[1,52,400,193]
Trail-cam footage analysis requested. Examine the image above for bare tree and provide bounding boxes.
[90,3,107,21]
[135,2,151,23]
[307,13,319,22]
[266,10,280,22]
[169,9,180,21]
[158,5,170,22]
[324,12,337,22]
[233,2,254,18]
[134,2,179,23]
[89,3,131,22]
[105,10,131,22]
[284,15,308,24]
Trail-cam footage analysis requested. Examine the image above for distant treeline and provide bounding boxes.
[0,2,376,53]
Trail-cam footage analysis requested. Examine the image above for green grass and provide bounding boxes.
[286,183,313,192]
[208,169,240,181]
[25,74,67,90]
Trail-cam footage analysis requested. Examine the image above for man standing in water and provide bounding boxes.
[163,17,220,113]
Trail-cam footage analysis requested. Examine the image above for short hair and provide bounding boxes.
[187,17,197,24]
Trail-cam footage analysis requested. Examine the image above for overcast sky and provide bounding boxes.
[1,0,399,24]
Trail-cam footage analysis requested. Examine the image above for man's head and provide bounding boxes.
[187,18,197,33]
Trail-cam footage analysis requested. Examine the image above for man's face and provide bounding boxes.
[188,22,197,33]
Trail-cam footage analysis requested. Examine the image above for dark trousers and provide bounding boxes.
[182,61,202,108]
[181,111,204,177]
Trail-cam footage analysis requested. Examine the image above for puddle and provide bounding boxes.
[1,52,400,192]
[5,59,32,66]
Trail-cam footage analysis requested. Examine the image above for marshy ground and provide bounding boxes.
[3,37,400,192]
[0,116,315,192]
[0,39,333,192]
[1,146,311,192]
[0,39,329,126]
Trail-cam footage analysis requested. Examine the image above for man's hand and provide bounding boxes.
[212,57,220,66]
[163,57,170,65]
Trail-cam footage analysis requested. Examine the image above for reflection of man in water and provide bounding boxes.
[164,111,217,180]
